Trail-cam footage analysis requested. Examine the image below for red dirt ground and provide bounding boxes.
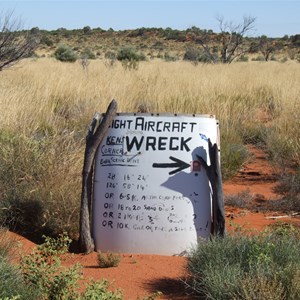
[3,145,300,300]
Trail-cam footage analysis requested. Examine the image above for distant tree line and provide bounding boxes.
[1,10,300,71]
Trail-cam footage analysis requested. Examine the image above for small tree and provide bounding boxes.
[196,15,256,64]
[258,36,274,61]
[0,11,39,71]
[82,26,91,35]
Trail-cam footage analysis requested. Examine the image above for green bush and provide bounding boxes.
[117,46,145,62]
[0,258,37,300]
[20,233,123,300]
[81,48,96,60]
[237,54,249,62]
[0,228,37,300]
[40,34,54,47]
[54,44,78,62]
[183,47,202,65]
[82,280,122,300]
[251,55,265,61]
[117,46,145,70]
[187,226,300,299]
[183,47,215,64]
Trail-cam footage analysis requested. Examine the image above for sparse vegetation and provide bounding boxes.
[117,46,146,69]
[19,233,123,299]
[225,190,254,208]
[81,48,96,60]
[187,225,300,299]
[97,251,121,268]
[0,228,36,300]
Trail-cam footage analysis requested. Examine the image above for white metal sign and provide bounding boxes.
[93,114,219,255]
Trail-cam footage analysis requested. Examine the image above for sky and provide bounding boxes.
[0,0,299,37]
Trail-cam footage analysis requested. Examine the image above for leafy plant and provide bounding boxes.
[20,233,123,299]
[0,258,37,300]
[20,232,81,300]
[81,280,123,300]
[137,291,163,300]
[97,252,121,268]
[0,228,37,300]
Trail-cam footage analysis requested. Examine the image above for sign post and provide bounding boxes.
[93,113,219,255]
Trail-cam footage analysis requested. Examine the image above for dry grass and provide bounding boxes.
[1,58,299,236]
[1,58,299,131]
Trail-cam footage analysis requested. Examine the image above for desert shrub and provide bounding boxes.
[274,168,300,211]
[40,34,53,47]
[183,47,203,65]
[104,51,117,67]
[220,131,249,180]
[164,52,177,62]
[117,46,146,70]
[252,55,265,61]
[163,28,186,42]
[54,44,78,62]
[237,54,249,62]
[199,52,214,63]
[187,225,300,299]
[0,258,37,300]
[20,233,122,299]
[104,51,116,60]
[97,252,121,268]
[225,190,253,208]
[81,280,123,300]
[81,48,96,60]
[117,46,145,62]
[0,228,36,299]
[20,233,80,299]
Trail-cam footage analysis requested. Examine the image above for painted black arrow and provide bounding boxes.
[152,156,190,175]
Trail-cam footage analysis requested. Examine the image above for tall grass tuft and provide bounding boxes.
[187,225,300,299]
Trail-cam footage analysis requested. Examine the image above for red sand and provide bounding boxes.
[3,145,300,300]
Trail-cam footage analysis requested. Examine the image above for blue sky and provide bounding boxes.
[1,1,299,37]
